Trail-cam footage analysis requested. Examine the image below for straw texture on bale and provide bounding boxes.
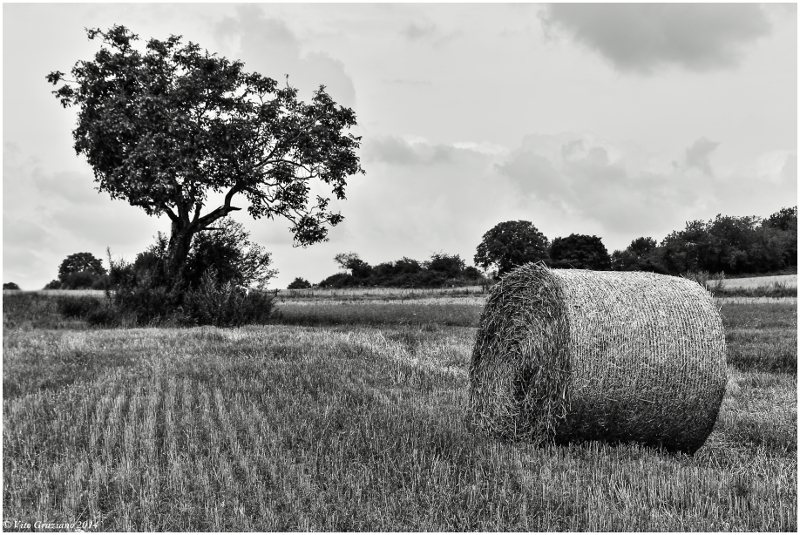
[469,263,727,454]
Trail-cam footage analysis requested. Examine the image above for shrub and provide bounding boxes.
[61,270,101,289]
[319,272,358,288]
[426,252,466,278]
[288,277,312,289]
[43,280,62,290]
[113,283,180,325]
[56,296,104,319]
[3,282,20,290]
[86,303,126,327]
[87,274,109,290]
[181,270,275,327]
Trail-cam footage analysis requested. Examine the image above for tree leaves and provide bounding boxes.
[474,221,551,276]
[47,24,364,286]
[47,24,363,250]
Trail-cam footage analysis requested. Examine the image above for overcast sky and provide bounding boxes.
[3,3,797,290]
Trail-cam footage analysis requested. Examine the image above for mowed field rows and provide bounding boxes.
[2,295,797,531]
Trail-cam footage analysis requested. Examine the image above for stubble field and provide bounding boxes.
[2,291,796,531]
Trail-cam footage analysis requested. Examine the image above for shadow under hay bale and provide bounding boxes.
[469,263,727,454]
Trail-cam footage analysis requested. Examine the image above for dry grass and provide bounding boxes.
[470,264,727,453]
[3,289,108,297]
[279,286,486,300]
[3,322,795,531]
[710,274,797,290]
[2,292,795,531]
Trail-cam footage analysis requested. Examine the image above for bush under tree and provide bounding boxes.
[104,218,278,327]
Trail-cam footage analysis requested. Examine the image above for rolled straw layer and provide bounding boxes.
[469,263,727,453]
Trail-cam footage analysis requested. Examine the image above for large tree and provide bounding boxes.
[47,25,363,291]
[474,220,550,276]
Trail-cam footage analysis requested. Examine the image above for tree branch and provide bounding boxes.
[195,181,244,229]
[163,206,179,223]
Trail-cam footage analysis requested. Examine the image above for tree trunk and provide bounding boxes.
[166,222,196,293]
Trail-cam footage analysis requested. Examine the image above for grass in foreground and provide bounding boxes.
[3,297,797,531]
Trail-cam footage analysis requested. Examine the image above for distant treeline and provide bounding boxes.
[611,207,797,276]
[310,206,797,289]
[312,252,486,289]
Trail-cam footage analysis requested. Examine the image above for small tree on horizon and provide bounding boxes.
[58,252,106,280]
[333,252,372,278]
[549,234,611,270]
[55,252,107,289]
[287,277,312,290]
[474,220,550,276]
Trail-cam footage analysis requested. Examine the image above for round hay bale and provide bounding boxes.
[469,263,727,453]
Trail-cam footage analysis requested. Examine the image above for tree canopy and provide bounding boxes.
[58,252,106,280]
[287,277,312,290]
[656,211,795,274]
[549,234,611,270]
[47,25,363,289]
[320,252,484,288]
[474,221,550,276]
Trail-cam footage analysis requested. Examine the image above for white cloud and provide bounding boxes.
[3,145,166,289]
[540,4,772,74]
[685,137,720,176]
[490,132,791,245]
[452,141,510,156]
[756,150,798,185]
[216,5,356,108]
[401,21,438,41]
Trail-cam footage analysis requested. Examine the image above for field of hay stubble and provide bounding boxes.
[2,290,796,531]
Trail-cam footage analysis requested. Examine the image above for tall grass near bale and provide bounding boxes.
[470,264,728,453]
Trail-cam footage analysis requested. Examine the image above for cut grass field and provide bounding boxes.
[2,293,796,530]
[712,274,797,290]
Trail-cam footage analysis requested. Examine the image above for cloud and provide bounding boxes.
[338,136,511,267]
[539,4,771,74]
[3,145,166,289]
[781,153,797,182]
[495,151,566,200]
[362,135,455,166]
[216,5,356,108]
[399,19,460,47]
[383,78,432,86]
[31,169,104,205]
[684,137,720,176]
[495,133,717,237]
[3,216,51,248]
[488,131,797,255]
[401,21,437,41]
